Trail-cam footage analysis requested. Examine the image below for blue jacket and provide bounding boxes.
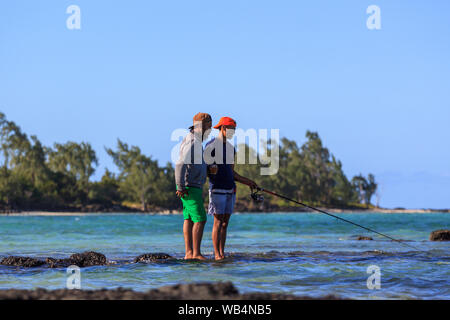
[204,137,236,192]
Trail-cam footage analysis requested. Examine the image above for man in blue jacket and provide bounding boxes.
[205,116,258,260]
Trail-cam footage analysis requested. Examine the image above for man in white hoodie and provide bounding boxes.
[175,112,212,260]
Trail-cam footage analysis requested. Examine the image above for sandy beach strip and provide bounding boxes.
[0,211,182,216]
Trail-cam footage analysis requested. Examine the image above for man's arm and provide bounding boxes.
[232,164,258,189]
[175,161,187,188]
[175,138,193,198]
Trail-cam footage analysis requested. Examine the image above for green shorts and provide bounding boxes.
[179,186,207,223]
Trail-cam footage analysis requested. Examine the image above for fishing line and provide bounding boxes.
[254,187,421,251]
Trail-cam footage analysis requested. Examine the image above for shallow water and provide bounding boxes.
[0,212,448,299]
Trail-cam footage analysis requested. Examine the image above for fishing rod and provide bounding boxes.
[253,187,420,251]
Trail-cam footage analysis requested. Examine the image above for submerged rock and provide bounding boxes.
[133,253,173,263]
[69,251,107,267]
[0,256,46,268]
[356,236,373,241]
[430,230,450,241]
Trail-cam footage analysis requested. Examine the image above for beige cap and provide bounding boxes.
[193,112,212,126]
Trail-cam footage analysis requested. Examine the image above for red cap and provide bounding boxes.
[213,117,237,129]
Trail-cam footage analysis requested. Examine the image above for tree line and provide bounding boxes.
[234,132,377,209]
[0,112,377,212]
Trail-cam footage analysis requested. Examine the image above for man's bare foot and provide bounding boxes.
[192,254,207,260]
[184,252,193,259]
[216,252,225,260]
[215,255,224,261]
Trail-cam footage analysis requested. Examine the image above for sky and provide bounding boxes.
[1,1,449,209]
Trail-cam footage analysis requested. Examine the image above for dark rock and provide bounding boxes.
[69,251,107,267]
[133,253,173,263]
[0,282,343,300]
[45,257,73,268]
[1,252,107,268]
[0,256,46,267]
[152,282,239,299]
[430,230,450,241]
[356,236,373,241]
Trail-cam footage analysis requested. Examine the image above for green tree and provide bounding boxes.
[329,156,357,205]
[88,169,121,207]
[0,169,23,208]
[106,139,161,211]
[0,112,29,170]
[47,141,98,204]
[153,162,178,208]
[364,174,377,206]
[299,131,335,204]
[0,112,33,207]
[351,174,377,207]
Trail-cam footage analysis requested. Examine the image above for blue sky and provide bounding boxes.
[1,1,449,208]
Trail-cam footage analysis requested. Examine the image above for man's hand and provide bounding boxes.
[176,189,189,198]
[247,180,258,189]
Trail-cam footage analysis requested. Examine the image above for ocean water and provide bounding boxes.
[0,212,448,299]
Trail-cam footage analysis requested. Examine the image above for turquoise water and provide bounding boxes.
[0,212,449,299]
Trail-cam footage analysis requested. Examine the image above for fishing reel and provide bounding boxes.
[250,188,264,204]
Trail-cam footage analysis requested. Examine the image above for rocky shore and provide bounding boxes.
[1,252,341,299]
[0,282,341,300]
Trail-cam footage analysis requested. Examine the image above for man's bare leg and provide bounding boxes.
[192,221,207,260]
[219,214,231,258]
[183,219,194,259]
[212,215,224,260]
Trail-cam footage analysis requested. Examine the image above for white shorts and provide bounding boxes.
[208,191,236,215]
